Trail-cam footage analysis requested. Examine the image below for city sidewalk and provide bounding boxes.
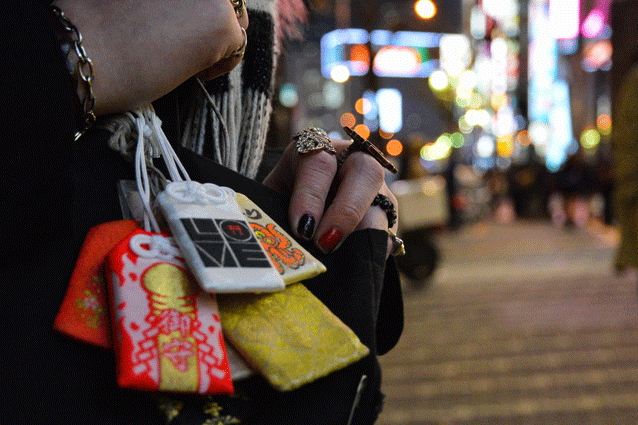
[377,220,638,425]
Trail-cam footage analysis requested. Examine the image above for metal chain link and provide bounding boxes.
[50,6,96,139]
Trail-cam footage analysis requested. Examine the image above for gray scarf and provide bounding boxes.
[181,0,278,179]
[105,0,279,180]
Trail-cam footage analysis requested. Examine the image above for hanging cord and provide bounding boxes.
[145,107,192,184]
[134,112,161,233]
[195,77,233,158]
[104,111,139,159]
[105,104,233,211]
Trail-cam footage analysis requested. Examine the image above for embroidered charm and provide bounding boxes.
[157,181,286,293]
[235,193,326,285]
[54,219,139,348]
[107,228,233,394]
[249,223,304,274]
[74,274,108,329]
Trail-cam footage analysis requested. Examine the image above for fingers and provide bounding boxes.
[313,151,384,253]
[263,135,396,255]
[288,149,339,240]
[356,185,399,258]
[262,141,338,243]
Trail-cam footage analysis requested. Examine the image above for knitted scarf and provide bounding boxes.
[106,0,307,179]
[180,0,307,179]
[181,0,277,179]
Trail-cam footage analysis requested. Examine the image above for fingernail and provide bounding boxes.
[318,228,342,253]
[297,214,315,240]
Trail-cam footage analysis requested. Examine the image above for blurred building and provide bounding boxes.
[268,0,621,222]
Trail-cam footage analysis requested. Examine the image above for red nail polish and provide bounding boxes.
[318,228,342,253]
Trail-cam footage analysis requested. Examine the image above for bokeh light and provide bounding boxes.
[350,44,370,63]
[476,135,496,158]
[353,124,371,140]
[415,0,436,19]
[379,129,395,139]
[428,70,449,91]
[340,113,356,128]
[597,114,612,135]
[497,135,514,157]
[421,134,453,161]
[451,132,465,148]
[278,83,299,108]
[330,65,350,83]
[580,128,601,149]
[458,116,473,134]
[355,98,373,115]
[582,10,605,39]
[490,93,508,110]
[516,130,531,146]
[386,139,404,156]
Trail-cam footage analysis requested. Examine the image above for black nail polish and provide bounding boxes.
[297,214,315,240]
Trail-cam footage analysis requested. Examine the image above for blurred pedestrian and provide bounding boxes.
[612,61,638,278]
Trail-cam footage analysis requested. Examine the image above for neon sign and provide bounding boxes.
[320,29,443,79]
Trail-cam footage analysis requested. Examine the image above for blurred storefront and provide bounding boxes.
[267,0,623,227]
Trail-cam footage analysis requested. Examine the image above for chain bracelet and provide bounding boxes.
[50,5,96,140]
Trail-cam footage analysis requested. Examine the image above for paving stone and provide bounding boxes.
[377,221,638,425]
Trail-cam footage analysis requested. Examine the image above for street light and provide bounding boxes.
[415,0,437,20]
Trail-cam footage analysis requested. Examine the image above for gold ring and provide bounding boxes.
[294,127,337,155]
[387,229,406,257]
[224,27,247,59]
[230,0,245,18]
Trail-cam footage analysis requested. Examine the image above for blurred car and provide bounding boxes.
[390,175,450,286]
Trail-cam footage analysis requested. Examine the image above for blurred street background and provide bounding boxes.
[265,0,638,423]
[378,220,638,424]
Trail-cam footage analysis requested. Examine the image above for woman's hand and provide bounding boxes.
[53,0,248,116]
[263,136,399,257]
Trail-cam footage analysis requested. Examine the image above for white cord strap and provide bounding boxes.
[134,113,161,233]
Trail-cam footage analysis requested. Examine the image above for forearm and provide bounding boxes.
[52,0,248,116]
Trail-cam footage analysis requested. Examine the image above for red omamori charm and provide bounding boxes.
[54,220,138,348]
[107,227,233,394]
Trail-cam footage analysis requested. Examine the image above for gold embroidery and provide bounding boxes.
[156,397,184,423]
[203,400,241,424]
[250,222,305,274]
[74,273,107,329]
[143,263,198,314]
[202,417,241,425]
[144,264,200,392]
[218,283,370,391]
[203,400,223,416]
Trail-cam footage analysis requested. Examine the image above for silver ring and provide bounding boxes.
[387,229,406,257]
[225,27,247,59]
[294,127,337,155]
